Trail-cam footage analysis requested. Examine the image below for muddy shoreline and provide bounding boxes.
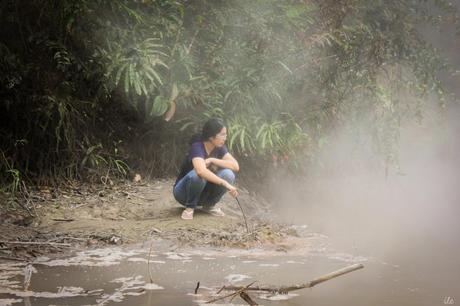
[1,179,305,261]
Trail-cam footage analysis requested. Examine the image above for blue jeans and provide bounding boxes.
[173,169,236,209]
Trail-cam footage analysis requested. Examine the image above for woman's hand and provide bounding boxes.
[210,154,239,172]
[222,180,238,198]
[205,158,215,168]
[205,158,219,172]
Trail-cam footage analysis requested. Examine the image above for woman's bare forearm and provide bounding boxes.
[209,158,239,172]
[197,168,228,186]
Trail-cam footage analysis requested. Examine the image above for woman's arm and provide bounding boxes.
[206,153,240,172]
[192,157,238,197]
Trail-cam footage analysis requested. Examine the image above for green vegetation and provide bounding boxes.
[0,0,458,191]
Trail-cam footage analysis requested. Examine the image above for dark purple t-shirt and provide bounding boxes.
[174,142,228,186]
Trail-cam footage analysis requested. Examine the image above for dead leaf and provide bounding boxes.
[133,174,142,183]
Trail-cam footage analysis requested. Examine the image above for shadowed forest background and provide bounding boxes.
[1,0,459,206]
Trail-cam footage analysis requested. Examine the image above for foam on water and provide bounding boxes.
[35,247,148,267]
[259,292,299,301]
[96,276,163,305]
[164,251,192,261]
[325,252,368,263]
[0,299,22,306]
[224,274,251,283]
[0,286,99,298]
[258,263,279,267]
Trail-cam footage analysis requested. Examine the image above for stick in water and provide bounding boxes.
[147,240,154,283]
[223,263,364,293]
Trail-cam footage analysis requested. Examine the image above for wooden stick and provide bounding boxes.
[235,197,250,234]
[121,191,158,201]
[23,264,33,291]
[48,236,86,242]
[0,241,71,247]
[205,281,256,304]
[147,240,154,283]
[223,263,364,293]
[239,291,258,305]
[216,285,225,294]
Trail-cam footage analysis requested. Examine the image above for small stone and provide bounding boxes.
[109,236,122,245]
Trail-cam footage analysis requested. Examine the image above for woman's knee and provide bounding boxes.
[218,169,235,183]
[188,170,206,186]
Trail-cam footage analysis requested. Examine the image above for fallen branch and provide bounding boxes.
[48,236,87,242]
[205,281,256,304]
[51,218,75,222]
[222,263,364,293]
[150,227,162,234]
[239,291,258,305]
[121,191,159,201]
[0,241,72,247]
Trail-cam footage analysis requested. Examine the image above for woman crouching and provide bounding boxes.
[173,118,239,220]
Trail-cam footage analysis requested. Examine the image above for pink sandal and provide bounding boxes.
[181,208,194,220]
[205,207,225,217]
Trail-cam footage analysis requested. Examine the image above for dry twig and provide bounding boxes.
[205,281,256,304]
[0,241,71,247]
[147,240,154,283]
[239,291,258,305]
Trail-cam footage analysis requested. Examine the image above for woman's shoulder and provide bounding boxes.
[190,141,204,148]
[189,141,205,156]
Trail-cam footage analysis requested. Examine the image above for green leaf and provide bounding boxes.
[150,95,169,116]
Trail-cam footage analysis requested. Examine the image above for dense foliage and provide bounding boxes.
[0,0,458,192]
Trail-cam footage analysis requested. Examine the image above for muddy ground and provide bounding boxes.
[0,179,305,261]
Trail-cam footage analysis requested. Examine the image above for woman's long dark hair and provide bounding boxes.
[189,118,225,144]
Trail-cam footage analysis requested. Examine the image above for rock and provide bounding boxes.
[109,236,122,245]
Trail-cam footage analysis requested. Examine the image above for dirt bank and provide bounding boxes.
[1,179,303,260]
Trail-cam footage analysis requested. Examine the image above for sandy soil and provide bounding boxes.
[0,179,302,260]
